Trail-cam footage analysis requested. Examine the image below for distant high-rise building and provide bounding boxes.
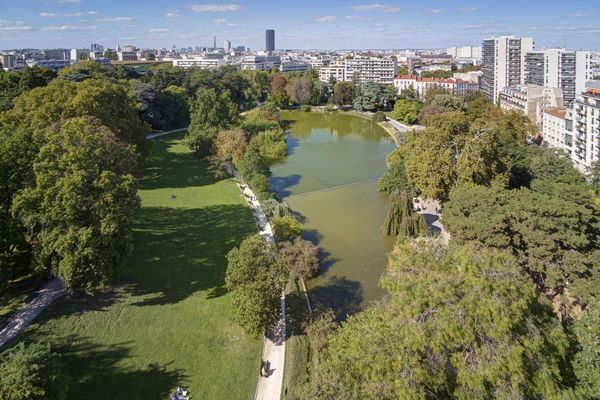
[481,36,534,102]
[90,43,104,52]
[224,40,231,52]
[265,29,275,52]
[213,36,217,49]
[524,49,592,106]
[70,48,79,61]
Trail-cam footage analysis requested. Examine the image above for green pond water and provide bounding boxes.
[270,111,396,318]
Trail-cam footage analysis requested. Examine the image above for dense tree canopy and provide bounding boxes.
[0,342,68,400]
[13,117,139,291]
[225,235,288,337]
[0,67,56,111]
[572,298,600,398]
[307,242,568,400]
[390,99,422,125]
[279,237,319,280]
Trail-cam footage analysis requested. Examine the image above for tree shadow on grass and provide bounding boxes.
[309,276,363,322]
[140,135,222,191]
[18,334,187,400]
[123,204,255,307]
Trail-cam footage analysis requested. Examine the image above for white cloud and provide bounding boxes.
[351,4,400,13]
[87,11,99,15]
[213,18,227,23]
[567,13,588,17]
[190,4,241,12]
[65,12,83,17]
[43,24,97,31]
[345,15,370,20]
[0,25,33,31]
[148,28,170,33]
[431,9,446,14]
[57,0,80,3]
[97,16,133,22]
[165,11,180,18]
[459,7,477,12]
[316,15,336,22]
[39,12,58,18]
[463,24,485,29]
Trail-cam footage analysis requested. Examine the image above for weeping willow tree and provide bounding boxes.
[382,190,428,237]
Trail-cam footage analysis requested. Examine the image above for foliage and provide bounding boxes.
[443,183,600,307]
[0,127,38,282]
[235,144,270,182]
[299,105,311,112]
[308,242,568,400]
[371,111,386,122]
[403,108,531,201]
[423,85,451,104]
[397,85,418,101]
[13,118,139,292]
[390,99,422,125]
[269,74,289,107]
[225,235,288,337]
[250,128,287,159]
[331,82,355,106]
[430,94,463,111]
[286,78,313,105]
[279,237,319,280]
[0,66,56,111]
[271,215,302,242]
[212,129,247,164]
[353,82,395,112]
[593,161,600,195]
[0,342,68,400]
[248,174,271,199]
[240,108,280,137]
[261,199,292,219]
[186,87,237,155]
[378,147,414,194]
[58,60,111,81]
[572,298,600,398]
[382,190,427,237]
[420,69,453,79]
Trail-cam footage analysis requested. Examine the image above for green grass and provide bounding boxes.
[9,132,261,400]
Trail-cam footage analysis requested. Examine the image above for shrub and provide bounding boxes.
[250,128,287,159]
[249,173,270,195]
[271,215,302,242]
[372,111,386,122]
[325,104,336,113]
[299,105,311,112]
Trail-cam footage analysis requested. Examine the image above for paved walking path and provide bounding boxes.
[146,127,188,139]
[0,277,67,349]
[415,198,449,245]
[225,165,286,400]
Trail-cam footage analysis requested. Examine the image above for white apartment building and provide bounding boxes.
[524,49,592,106]
[393,75,479,99]
[498,85,563,126]
[172,57,225,69]
[567,81,600,171]
[481,36,534,102]
[317,57,397,84]
[542,107,567,149]
[446,46,482,59]
[280,61,310,73]
[241,55,281,71]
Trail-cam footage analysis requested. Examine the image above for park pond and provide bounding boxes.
[269,111,396,318]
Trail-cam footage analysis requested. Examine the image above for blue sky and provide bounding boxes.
[0,1,599,50]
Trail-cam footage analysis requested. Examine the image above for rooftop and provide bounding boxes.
[544,107,567,119]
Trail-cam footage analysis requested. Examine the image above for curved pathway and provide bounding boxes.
[225,165,286,400]
[0,277,67,349]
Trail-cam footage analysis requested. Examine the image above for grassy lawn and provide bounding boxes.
[9,132,261,400]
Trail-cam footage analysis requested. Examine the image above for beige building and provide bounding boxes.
[318,57,397,84]
[498,85,563,126]
[542,107,568,149]
[393,75,479,99]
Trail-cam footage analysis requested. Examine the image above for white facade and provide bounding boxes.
[542,108,567,149]
[524,49,593,106]
[481,36,534,102]
[447,46,482,59]
[317,57,397,84]
[568,81,600,172]
[393,75,479,99]
[241,55,281,71]
[280,61,310,73]
[498,85,563,126]
[172,57,225,69]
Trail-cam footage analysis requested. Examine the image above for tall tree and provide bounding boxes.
[185,87,237,155]
[0,342,69,400]
[279,237,319,280]
[331,81,355,106]
[572,298,600,399]
[307,242,568,400]
[378,146,414,194]
[225,235,288,337]
[13,117,140,292]
[286,78,313,105]
[382,190,427,237]
[269,74,289,108]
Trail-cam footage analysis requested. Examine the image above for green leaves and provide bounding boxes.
[12,117,139,292]
[225,235,288,337]
[309,242,567,399]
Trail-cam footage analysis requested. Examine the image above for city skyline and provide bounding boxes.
[0,0,599,50]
